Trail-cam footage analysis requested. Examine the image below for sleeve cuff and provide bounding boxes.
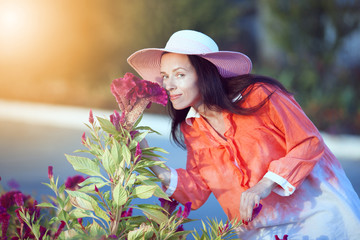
[164,167,178,196]
[263,171,296,196]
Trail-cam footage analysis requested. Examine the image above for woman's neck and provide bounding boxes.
[194,104,227,138]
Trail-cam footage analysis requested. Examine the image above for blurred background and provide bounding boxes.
[1,0,360,234]
[1,0,359,133]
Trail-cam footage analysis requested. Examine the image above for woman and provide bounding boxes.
[127,30,360,239]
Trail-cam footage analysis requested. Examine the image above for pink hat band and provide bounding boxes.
[127,30,252,83]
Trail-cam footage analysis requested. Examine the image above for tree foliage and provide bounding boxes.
[258,0,360,133]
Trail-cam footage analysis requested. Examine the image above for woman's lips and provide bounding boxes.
[169,94,182,101]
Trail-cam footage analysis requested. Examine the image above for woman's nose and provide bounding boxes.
[164,77,176,91]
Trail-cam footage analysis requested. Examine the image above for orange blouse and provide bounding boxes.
[168,83,360,238]
[171,83,324,219]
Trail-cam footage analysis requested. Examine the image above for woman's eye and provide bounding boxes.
[162,75,168,80]
[177,73,185,78]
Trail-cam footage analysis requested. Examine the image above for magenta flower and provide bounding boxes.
[251,203,263,221]
[135,143,142,161]
[130,130,139,139]
[182,202,192,218]
[176,224,184,232]
[121,207,133,218]
[48,166,54,180]
[275,235,288,240]
[110,110,123,131]
[65,175,85,190]
[0,206,11,239]
[159,198,179,216]
[0,190,21,208]
[89,109,94,124]
[176,207,182,218]
[54,221,66,240]
[110,72,168,130]
[81,132,86,145]
[14,192,24,207]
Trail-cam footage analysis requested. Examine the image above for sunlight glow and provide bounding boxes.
[0,0,41,57]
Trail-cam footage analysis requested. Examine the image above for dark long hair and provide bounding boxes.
[167,55,291,149]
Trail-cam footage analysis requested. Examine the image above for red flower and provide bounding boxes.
[65,175,85,190]
[0,191,21,208]
[14,192,24,207]
[54,221,66,240]
[176,207,182,218]
[81,132,86,145]
[0,206,11,239]
[110,110,123,131]
[121,207,133,218]
[176,224,184,232]
[182,202,192,218]
[275,235,288,240]
[48,166,53,180]
[89,109,94,124]
[159,198,179,216]
[111,72,168,112]
[134,143,142,162]
[251,203,263,221]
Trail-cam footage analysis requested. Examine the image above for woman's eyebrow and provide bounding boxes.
[160,67,187,75]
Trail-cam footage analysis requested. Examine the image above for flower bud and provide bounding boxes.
[89,109,94,124]
[48,166,53,180]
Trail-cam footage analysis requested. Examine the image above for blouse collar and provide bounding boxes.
[185,107,201,126]
[185,93,242,126]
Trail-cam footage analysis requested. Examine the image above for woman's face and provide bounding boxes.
[160,53,202,110]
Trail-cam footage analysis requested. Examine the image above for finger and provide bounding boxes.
[246,194,255,221]
[250,195,261,221]
[242,192,253,222]
[240,192,248,222]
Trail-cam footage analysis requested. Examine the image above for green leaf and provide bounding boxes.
[58,184,66,194]
[137,179,170,201]
[135,204,168,225]
[77,182,108,193]
[97,117,118,136]
[92,203,110,223]
[102,148,116,176]
[111,139,123,166]
[66,190,94,211]
[121,144,131,166]
[65,154,103,177]
[78,177,107,187]
[58,209,69,222]
[36,202,57,208]
[134,126,161,135]
[69,209,93,219]
[134,159,167,171]
[132,131,149,144]
[113,182,128,206]
[89,220,107,237]
[133,114,143,128]
[144,146,169,154]
[132,185,156,199]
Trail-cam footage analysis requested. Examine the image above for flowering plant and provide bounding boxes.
[0,73,258,239]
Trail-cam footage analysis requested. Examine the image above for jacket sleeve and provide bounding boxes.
[262,87,325,196]
[170,137,212,209]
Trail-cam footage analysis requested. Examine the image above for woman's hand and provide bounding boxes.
[240,177,276,223]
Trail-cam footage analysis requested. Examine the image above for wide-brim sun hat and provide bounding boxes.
[127,30,252,83]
